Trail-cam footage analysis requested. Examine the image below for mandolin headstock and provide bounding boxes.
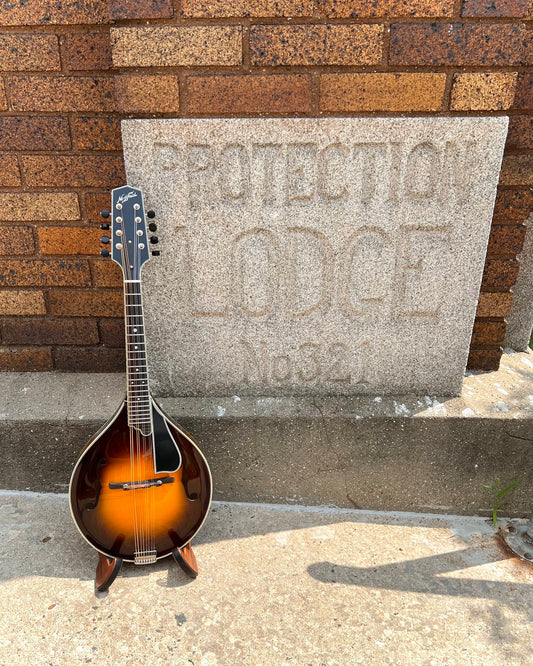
[100,186,158,280]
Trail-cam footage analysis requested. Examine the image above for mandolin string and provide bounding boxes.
[141,225,155,558]
[132,226,146,557]
[136,222,148,558]
[135,242,155,556]
[135,202,154,556]
[134,211,149,558]
[143,282,155,557]
[122,220,136,555]
[120,214,142,557]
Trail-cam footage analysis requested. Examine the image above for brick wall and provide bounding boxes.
[0,0,531,373]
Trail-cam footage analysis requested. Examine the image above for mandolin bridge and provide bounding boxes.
[134,550,157,565]
[109,476,174,491]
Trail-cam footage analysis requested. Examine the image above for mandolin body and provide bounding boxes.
[69,398,212,562]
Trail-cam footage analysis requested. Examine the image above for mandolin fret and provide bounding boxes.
[124,281,152,429]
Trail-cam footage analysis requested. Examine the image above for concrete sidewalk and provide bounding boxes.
[1,492,532,665]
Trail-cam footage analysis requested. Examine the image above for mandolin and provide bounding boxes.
[69,186,212,590]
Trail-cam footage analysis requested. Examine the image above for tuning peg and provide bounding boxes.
[147,210,155,219]
[100,235,110,244]
[148,222,157,232]
[150,236,159,244]
[100,222,110,230]
[101,209,110,219]
[151,250,160,256]
[100,248,110,257]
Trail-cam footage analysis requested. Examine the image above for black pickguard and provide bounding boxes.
[151,400,182,473]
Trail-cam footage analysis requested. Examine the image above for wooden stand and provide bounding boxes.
[95,543,199,591]
[171,542,199,578]
[95,553,123,592]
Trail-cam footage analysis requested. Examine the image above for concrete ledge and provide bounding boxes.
[1,350,532,515]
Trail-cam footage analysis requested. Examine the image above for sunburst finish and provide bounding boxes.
[70,402,211,561]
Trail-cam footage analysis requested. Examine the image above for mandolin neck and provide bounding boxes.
[124,280,151,430]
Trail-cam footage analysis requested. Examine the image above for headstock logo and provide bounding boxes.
[117,191,138,205]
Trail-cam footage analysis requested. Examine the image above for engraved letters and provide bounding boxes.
[181,225,450,321]
[240,340,357,386]
[161,136,463,387]
[153,139,476,207]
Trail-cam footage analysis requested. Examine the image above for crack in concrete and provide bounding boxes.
[310,396,357,509]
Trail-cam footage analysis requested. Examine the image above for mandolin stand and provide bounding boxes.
[95,543,199,592]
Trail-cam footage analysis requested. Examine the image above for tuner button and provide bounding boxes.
[100,235,110,244]
[147,210,156,219]
[100,223,110,230]
[148,222,157,232]
[150,236,159,244]
[152,250,160,256]
[100,209,110,219]
[100,248,110,257]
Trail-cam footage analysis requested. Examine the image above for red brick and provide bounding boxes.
[0,34,60,71]
[486,224,527,258]
[182,0,314,16]
[115,75,179,113]
[73,117,122,151]
[250,24,383,66]
[462,0,530,15]
[186,74,312,114]
[0,259,91,287]
[513,74,533,110]
[0,193,80,222]
[111,26,242,67]
[471,320,507,346]
[466,347,502,371]
[0,348,52,371]
[8,76,116,112]
[0,117,71,151]
[0,0,109,25]
[390,23,527,66]
[49,290,123,317]
[53,346,125,372]
[525,28,533,66]
[476,292,514,318]
[2,319,99,345]
[493,190,533,222]
[109,0,173,19]
[38,227,103,255]
[99,319,125,347]
[499,155,533,187]
[22,155,125,189]
[84,193,113,224]
[450,73,517,111]
[318,0,453,17]
[481,259,520,290]
[61,32,113,71]
[0,226,35,256]
[320,73,446,112]
[0,155,21,187]
[0,80,6,110]
[0,290,46,316]
[91,260,123,287]
[506,116,533,151]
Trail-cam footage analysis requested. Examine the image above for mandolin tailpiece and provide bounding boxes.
[134,550,157,565]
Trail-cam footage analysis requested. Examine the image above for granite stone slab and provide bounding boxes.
[121,118,508,396]
[506,213,533,351]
